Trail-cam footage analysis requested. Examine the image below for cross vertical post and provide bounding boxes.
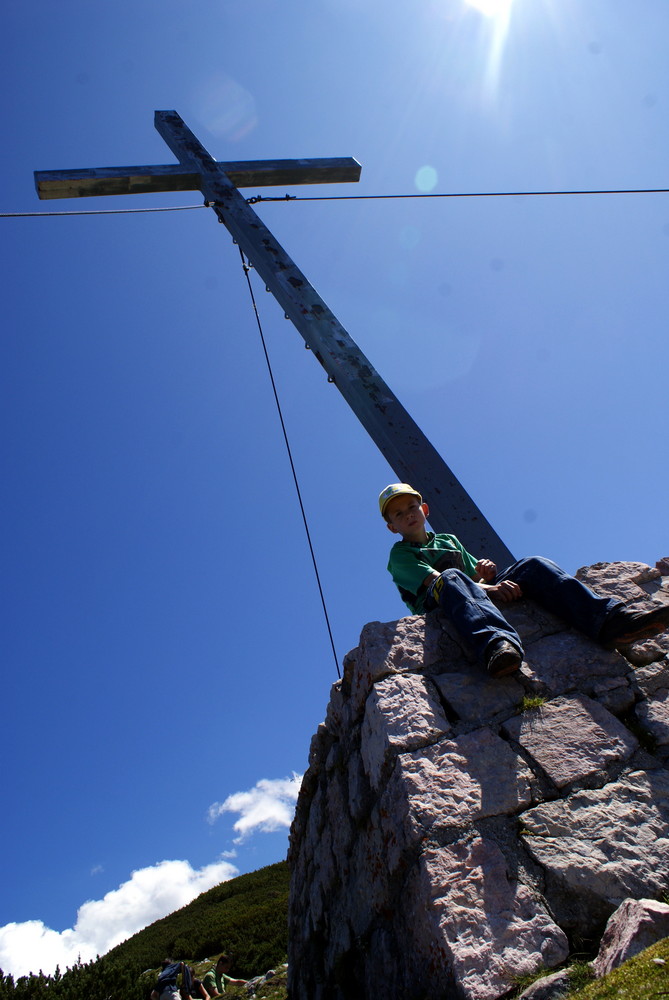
[35,111,514,565]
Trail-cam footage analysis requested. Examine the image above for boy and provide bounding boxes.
[201,955,247,997]
[380,483,669,678]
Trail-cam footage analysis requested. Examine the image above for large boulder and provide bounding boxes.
[593,897,669,977]
[288,561,669,1000]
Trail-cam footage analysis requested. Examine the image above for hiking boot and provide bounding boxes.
[486,639,523,678]
[599,603,669,647]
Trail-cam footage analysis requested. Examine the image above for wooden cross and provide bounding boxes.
[35,110,514,565]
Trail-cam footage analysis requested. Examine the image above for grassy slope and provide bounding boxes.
[561,937,669,1000]
[108,860,290,978]
[199,938,669,1000]
[4,858,667,1000]
[0,863,290,1000]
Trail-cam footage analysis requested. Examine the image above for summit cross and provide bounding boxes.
[35,110,514,565]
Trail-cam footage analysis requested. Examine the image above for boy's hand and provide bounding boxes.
[475,559,497,582]
[483,580,522,603]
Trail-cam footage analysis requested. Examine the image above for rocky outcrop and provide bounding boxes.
[288,561,669,1000]
[593,897,669,978]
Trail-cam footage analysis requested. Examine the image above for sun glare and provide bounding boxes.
[465,0,513,17]
[460,0,515,100]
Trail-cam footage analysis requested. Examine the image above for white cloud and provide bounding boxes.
[207,774,303,842]
[0,775,303,980]
[0,858,237,980]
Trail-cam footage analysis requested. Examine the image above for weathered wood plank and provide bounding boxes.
[35,158,361,200]
[35,165,200,200]
[227,157,362,187]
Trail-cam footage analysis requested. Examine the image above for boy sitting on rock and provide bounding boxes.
[380,482,669,679]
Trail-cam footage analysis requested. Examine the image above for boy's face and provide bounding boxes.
[385,494,429,542]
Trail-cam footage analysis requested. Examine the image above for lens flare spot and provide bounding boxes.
[192,71,257,142]
[415,165,438,193]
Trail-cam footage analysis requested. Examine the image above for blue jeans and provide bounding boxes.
[424,556,623,662]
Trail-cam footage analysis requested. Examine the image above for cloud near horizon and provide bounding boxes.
[0,858,237,980]
[0,774,302,980]
[207,773,303,842]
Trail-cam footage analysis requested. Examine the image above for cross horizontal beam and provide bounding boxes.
[35,158,362,200]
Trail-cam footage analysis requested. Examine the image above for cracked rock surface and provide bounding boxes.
[288,560,669,1000]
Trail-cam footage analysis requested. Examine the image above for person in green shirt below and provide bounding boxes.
[201,955,247,997]
[379,482,669,679]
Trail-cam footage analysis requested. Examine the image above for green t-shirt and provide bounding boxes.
[202,969,234,995]
[387,531,478,613]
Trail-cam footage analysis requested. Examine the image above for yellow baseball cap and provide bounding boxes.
[378,483,422,517]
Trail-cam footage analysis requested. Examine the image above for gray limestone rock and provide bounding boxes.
[515,969,572,1000]
[639,574,669,604]
[433,669,524,725]
[499,599,566,642]
[624,639,667,666]
[380,728,533,863]
[346,746,370,822]
[521,770,669,934]
[635,686,669,751]
[576,561,661,601]
[633,660,669,756]
[288,558,669,1000]
[325,679,351,739]
[635,660,669,698]
[593,897,669,977]
[350,615,444,714]
[587,676,636,716]
[521,631,629,699]
[407,838,569,1000]
[361,672,451,790]
[502,695,638,789]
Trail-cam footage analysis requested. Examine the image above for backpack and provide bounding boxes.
[155,962,192,995]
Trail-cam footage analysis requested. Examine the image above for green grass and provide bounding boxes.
[2,858,667,1000]
[0,862,290,1000]
[195,963,288,1000]
[518,695,547,712]
[564,960,598,994]
[106,860,290,976]
[561,937,669,999]
[511,939,669,1000]
[510,958,594,998]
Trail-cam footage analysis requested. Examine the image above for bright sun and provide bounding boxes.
[464,0,513,17]
[459,0,515,99]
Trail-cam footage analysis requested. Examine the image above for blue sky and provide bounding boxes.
[3,0,669,979]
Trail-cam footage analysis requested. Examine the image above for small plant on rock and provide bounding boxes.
[519,695,546,712]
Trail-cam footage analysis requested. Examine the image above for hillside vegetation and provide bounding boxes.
[0,862,289,1000]
[2,857,667,1000]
